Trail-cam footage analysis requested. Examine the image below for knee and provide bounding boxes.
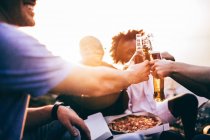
[168,93,198,117]
[181,93,198,108]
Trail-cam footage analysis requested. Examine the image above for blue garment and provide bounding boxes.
[0,23,72,140]
[23,121,81,140]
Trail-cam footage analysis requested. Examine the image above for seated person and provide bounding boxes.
[110,29,198,140]
[0,1,151,139]
[79,35,115,68]
[57,36,127,118]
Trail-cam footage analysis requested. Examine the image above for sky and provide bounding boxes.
[22,0,210,66]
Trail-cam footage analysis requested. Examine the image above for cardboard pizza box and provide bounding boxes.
[85,112,170,140]
[84,112,113,140]
[105,112,170,139]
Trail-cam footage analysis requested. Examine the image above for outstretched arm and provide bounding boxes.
[171,73,210,99]
[51,60,150,97]
[150,59,210,99]
[170,62,210,85]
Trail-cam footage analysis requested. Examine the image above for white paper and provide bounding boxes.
[84,112,113,140]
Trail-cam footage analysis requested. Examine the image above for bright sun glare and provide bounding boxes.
[22,0,210,65]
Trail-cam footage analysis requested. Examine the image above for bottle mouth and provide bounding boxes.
[150,51,162,60]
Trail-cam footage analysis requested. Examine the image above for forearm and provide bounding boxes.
[52,65,131,97]
[25,105,53,130]
[171,73,210,99]
[170,62,210,85]
[90,66,132,95]
[52,61,150,97]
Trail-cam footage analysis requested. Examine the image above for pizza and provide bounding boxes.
[108,114,162,133]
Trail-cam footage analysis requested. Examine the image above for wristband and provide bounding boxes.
[51,102,64,120]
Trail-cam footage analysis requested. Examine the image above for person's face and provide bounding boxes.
[83,49,104,61]
[81,47,104,65]
[2,0,37,26]
[117,39,136,64]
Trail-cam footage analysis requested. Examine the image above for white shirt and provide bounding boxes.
[127,75,157,114]
[126,75,176,123]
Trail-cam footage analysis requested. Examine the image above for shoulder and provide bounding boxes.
[0,23,51,57]
[0,23,39,44]
[0,23,33,42]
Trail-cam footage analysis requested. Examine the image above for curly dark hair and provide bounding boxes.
[110,29,145,64]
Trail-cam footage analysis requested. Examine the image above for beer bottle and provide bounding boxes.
[123,34,144,70]
[150,51,165,102]
[138,33,153,61]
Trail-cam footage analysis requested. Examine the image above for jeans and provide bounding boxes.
[23,120,81,140]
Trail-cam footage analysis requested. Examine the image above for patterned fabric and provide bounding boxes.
[195,100,210,133]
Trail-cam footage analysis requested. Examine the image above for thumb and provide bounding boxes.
[65,121,79,137]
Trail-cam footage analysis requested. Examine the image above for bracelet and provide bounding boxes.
[51,102,64,120]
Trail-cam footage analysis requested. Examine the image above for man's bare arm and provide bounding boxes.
[151,60,210,99]
[171,62,210,85]
[25,105,53,130]
[51,61,150,97]
[171,73,210,99]
[25,105,91,139]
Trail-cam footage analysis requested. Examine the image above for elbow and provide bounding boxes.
[90,85,109,97]
[89,82,118,97]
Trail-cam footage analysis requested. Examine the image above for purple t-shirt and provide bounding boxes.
[0,23,72,140]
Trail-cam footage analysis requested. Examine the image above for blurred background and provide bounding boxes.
[22,0,210,66]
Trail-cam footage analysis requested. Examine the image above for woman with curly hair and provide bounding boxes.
[110,29,198,140]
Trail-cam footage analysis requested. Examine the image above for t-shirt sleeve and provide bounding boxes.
[0,24,72,97]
